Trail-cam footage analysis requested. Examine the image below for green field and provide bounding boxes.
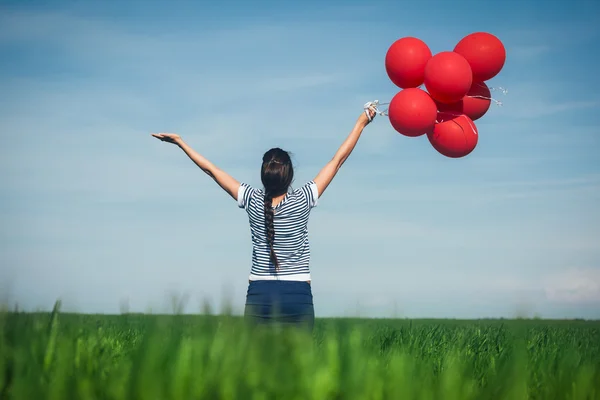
[1,301,599,399]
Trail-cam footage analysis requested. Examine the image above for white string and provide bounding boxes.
[470,95,503,106]
[364,85,507,120]
[473,83,508,106]
[435,113,478,135]
[363,100,389,121]
[488,86,509,95]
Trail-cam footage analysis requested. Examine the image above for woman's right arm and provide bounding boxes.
[313,108,375,198]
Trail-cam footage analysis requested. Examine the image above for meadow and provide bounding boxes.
[1,301,599,400]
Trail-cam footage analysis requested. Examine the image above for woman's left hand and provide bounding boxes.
[358,106,376,127]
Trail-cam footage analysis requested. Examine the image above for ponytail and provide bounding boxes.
[260,147,294,272]
[263,192,279,270]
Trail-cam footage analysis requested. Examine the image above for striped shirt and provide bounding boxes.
[237,180,319,281]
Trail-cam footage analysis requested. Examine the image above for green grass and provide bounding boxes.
[1,301,599,399]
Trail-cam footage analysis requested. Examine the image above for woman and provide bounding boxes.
[152,105,377,330]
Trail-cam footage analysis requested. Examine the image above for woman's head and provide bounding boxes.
[261,148,294,270]
[261,147,294,196]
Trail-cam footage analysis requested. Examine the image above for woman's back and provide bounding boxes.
[238,181,319,281]
[152,105,376,330]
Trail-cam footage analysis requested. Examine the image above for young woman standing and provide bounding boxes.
[152,106,376,330]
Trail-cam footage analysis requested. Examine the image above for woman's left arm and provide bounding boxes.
[152,133,240,200]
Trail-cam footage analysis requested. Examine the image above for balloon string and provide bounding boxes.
[469,95,503,106]
[452,118,472,149]
[490,86,509,95]
[364,100,390,118]
[365,83,507,118]
[464,117,477,134]
[474,82,508,95]
[435,112,462,123]
[435,113,477,134]
[472,83,507,106]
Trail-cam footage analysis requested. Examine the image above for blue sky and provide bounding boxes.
[1,0,599,319]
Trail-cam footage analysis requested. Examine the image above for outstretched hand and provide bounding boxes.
[151,132,181,144]
[359,105,377,127]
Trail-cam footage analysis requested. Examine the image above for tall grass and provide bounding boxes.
[1,301,599,399]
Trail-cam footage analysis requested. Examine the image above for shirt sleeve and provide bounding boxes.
[237,183,256,209]
[302,180,319,209]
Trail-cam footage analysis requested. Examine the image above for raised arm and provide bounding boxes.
[151,133,240,200]
[313,108,375,198]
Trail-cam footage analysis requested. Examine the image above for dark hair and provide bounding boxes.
[261,147,294,270]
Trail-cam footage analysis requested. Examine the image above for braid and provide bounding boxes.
[263,193,279,270]
[260,147,294,272]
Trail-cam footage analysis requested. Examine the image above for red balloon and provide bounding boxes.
[385,37,432,89]
[454,32,506,81]
[388,88,438,137]
[436,81,491,121]
[427,114,478,158]
[424,51,473,104]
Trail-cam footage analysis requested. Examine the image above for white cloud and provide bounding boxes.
[515,101,598,119]
[503,21,599,48]
[543,267,600,304]
[494,85,599,120]
[480,174,600,191]
[511,45,551,60]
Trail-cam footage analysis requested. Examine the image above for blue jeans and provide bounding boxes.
[244,280,314,331]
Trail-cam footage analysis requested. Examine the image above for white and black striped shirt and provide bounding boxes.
[238,181,319,281]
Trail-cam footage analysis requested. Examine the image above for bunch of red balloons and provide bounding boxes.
[385,32,506,158]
